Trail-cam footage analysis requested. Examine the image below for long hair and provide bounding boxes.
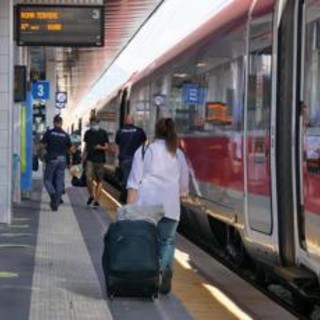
[155,118,178,154]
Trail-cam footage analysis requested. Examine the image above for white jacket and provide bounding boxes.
[127,139,189,221]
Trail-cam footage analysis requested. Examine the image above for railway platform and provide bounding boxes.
[0,177,297,320]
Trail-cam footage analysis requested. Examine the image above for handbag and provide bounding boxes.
[70,165,87,187]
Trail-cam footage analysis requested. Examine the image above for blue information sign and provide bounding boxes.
[182,84,204,105]
[32,81,50,100]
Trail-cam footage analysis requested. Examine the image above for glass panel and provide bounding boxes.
[167,26,246,212]
[301,0,320,252]
[246,8,274,234]
[131,83,152,137]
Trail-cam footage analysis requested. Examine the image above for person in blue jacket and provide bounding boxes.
[41,115,71,211]
[115,115,147,191]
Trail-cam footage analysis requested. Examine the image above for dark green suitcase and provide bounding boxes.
[102,219,160,299]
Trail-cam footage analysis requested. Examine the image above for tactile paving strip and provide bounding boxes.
[29,189,113,320]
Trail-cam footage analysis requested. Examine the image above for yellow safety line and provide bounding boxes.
[0,271,19,278]
[174,249,252,320]
[101,189,121,208]
[100,189,120,222]
[172,261,237,319]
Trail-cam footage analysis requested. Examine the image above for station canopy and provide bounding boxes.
[17,0,163,110]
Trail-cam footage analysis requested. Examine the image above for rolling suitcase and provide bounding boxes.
[102,219,160,299]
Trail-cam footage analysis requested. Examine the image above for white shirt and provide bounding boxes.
[127,139,189,221]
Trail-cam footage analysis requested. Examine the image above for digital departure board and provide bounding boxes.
[15,5,104,47]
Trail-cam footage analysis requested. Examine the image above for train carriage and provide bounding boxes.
[85,0,320,302]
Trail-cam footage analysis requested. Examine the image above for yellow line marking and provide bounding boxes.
[8,225,30,228]
[101,189,121,208]
[0,244,29,248]
[174,249,252,320]
[203,284,253,320]
[0,233,31,237]
[0,271,19,278]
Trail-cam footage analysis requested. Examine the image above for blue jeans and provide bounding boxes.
[157,217,178,271]
[44,156,66,205]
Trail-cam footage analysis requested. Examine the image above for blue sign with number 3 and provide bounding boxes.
[32,81,50,100]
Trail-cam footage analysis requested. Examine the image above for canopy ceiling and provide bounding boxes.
[19,0,163,110]
[61,0,163,110]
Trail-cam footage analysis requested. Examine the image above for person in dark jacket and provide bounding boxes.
[115,115,147,196]
[41,115,71,211]
[82,116,109,208]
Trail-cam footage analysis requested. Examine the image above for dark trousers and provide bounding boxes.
[120,158,133,187]
[44,156,67,206]
[119,158,133,203]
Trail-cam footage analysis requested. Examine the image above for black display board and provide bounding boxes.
[15,5,104,47]
[14,65,27,102]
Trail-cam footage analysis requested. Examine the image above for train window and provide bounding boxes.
[156,19,248,211]
[130,82,152,136]
[168,56,200,133]
[167,29,246,135]
[247,11,273,131]
[304,4,320,129]
[247,52,272,131]
[204,58,245,132]
[246,3,274,234]
[297,0,320,252]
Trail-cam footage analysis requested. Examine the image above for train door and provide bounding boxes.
[244,0,275,236]
[296,0,320,262]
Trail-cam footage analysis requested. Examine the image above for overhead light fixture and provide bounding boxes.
[174,73,188,78]
[196,62,207,68]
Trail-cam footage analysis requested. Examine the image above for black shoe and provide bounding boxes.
[50,200,58,212]
[159,267,172,295]
[86,196,94,206]
[60,198,64,204]
[50,194,58,211]
[93,201,99,208]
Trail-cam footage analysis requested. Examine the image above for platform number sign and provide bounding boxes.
[32,81,50,100]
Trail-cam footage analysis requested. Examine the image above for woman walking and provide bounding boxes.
[126,118,189,294]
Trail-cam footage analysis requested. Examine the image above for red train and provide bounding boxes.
[78,0,320,308]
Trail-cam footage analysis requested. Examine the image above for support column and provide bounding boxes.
[0,0,14,223]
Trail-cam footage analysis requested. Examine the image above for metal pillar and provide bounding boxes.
[0,0,14,223]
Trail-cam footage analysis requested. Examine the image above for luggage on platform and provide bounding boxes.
[70,164,87,187]
[102,219,159,299]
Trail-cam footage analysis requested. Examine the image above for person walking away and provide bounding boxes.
[115,115,146,199]
[126,118,189,294]
[82,116,109,208]
[41,115,71,211]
